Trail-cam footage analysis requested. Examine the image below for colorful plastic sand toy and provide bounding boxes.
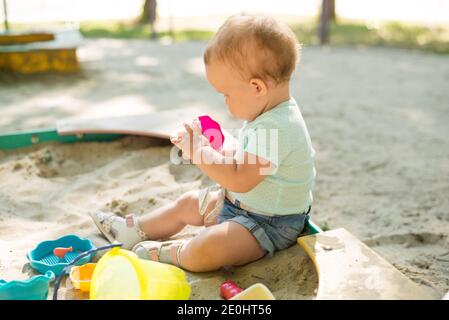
[27,235,95,276]
[198,115,225,151]
[52,243,122,300]
[70,263,96,292]
[0,271,55,300]
[53,246,73,259]
[90,247,191,300]
[230,283,276,300]
[220,279,244,300]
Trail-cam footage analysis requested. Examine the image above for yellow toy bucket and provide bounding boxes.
[90,247,190,300]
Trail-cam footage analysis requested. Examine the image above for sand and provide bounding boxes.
[0,39,448,299]
[0,137,318,300]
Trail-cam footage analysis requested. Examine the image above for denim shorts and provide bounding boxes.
[217,197,310,257]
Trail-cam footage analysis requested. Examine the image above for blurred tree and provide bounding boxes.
[329,0,336,22]
[140,0,158,39]
[3,0,9,31]
[319,0,336,44]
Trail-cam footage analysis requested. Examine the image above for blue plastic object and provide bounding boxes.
[27,235,96,276]
[0,271,55,300]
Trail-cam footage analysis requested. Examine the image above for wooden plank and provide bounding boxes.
[0,29,82,73]
[298,228,433,299]
[0,29,82,53]
[57,108,204,139]
[0,33,54,45]
[57,109,237,151]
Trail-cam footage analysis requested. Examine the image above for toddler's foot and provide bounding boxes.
[89,211,148,249]
[132,239,186,267]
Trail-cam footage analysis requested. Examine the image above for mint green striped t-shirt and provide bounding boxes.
[229,97,316,216]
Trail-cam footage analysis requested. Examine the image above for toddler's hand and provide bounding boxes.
[171,119,210,161]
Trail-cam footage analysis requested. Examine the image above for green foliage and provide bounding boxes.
[292,19,449,54]
[8,18,444,53]
[80,21,214,42]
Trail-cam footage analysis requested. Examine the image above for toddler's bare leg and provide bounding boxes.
[138,190,219,240]
[179,221,265,272]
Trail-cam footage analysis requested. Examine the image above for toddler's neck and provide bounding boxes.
[260,82,291,116]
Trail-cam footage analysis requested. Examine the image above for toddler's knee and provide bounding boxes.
[176,190,198,210]
[195,233,223,257]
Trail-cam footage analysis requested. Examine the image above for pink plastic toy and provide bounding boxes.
[198,115,225,151]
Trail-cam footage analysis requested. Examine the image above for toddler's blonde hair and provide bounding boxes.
[204,13,300,84]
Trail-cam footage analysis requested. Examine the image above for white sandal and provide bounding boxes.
[132,239,187,267]
[89,211,147,249]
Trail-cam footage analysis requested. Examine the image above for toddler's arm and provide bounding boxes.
[171,121,274,193]
[220,136,237,158]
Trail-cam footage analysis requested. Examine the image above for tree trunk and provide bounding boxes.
[318,0,331,44]
[140,0,158,39]
[140,0,157,25]
[3,0,9,31]
[329,0,336,22]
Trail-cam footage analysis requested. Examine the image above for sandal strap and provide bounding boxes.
[134,240,185,267]
[148,247,160,262]
[125,214,148,241]
[101,214,116,234]
[140,242,163,262]
[170,244,181,268]
[95,212,147,241]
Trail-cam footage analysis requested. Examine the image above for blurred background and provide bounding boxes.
[2,0,449,51]
[0,1,448,299]
[1,0,448,131]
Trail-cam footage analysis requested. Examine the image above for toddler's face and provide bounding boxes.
[205,58,265,121]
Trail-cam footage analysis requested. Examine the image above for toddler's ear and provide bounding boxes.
[249,78,268,96]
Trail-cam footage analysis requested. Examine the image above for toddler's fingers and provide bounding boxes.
[183,122,193,135]
[200,134,210,146]
[170,136,181,145]
[171,129,188,142]
[192,118,202,135]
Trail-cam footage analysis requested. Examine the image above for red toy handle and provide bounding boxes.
[220,279,244,300]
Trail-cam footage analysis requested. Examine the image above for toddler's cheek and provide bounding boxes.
[230,105,243,118]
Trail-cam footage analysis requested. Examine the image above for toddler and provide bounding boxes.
[90,13,316,272]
